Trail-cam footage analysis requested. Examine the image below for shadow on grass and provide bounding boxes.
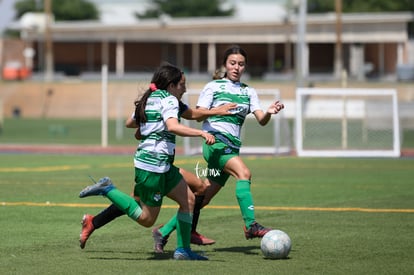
[146,252,174,260]
[213,245,258,255]
[84,245,290,261]
[214,245,292,260]
[84,249,175,261]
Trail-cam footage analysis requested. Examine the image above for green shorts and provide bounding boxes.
[202,139,239,186]
[134,165,182,207]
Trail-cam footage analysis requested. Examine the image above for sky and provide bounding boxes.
[0,0,16,33]
[0,0,287,32]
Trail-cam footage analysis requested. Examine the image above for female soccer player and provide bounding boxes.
[78,64,215,260]
[79,68,236,256]
[195,45,285,239]
[150,46,285,253]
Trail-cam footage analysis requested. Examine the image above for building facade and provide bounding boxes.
[7,11,414,81]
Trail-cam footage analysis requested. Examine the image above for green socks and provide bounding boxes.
[235,179,255,228]
[159,214,177,237]
[159,195,204,237]
[105,188,192,250]
[175,212,193,248]
[106,189,142,221]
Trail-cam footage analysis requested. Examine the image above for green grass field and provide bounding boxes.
[1,118,414,149]
[1,154,413,275]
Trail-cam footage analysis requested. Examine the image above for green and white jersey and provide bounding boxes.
[197,79,262,149]
[134,89,179,173]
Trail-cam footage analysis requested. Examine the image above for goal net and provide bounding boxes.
[182,89,291,155]
[295,88,400,157]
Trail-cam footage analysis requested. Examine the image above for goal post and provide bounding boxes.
[182,89,291,155]
[295,88,400,157]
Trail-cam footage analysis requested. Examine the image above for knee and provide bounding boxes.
[237,167,251,180]
[137,213,156,228]
[192,179,210,196]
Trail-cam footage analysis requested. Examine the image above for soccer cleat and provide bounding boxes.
[173,248,208,261]
[79,177,115,198]
[152,226,169,253]
[79,214,95,249]
[244,221,272,239]
[191,231,216,245]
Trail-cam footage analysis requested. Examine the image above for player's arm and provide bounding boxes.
[165,117,215,144]
[125,115,142,139]
[125,116,136,128]
[253,100,284,126]
[182,103,237,121]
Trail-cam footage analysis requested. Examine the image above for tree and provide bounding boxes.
[14,0,99,21]
[137,0,234,19]
[308,0,414,13]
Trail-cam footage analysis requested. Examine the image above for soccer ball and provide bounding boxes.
[260,230,291,259]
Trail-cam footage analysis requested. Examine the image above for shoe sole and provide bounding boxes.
[79,180,113,198]
[191,233,216,245]
[173,252,208,261]
[191,240,216,245]
[152,228,166,253]
[79,215,93,249]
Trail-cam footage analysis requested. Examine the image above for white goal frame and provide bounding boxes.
[182,89,291,155]
[295,88,400,158]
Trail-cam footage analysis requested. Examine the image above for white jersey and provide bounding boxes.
[197,79,262,149]
[134,89,179,173]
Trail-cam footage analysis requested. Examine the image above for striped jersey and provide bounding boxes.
[134,90,183,173]
[196,79,262,149]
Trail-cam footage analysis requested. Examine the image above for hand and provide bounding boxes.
[211,103,238,115]
[201,132,215,145]
[267,100,284,114]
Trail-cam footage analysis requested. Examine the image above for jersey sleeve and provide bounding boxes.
[249,87,262,113]
[197,82,214,109]
[161,96,179,122]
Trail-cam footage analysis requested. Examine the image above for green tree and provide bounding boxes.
[14,0,99,21]
[14,0,39,18]
[137,0,234,19]
[308,0,414,13]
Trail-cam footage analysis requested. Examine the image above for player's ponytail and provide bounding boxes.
[212,66,226,80]
[134,91,150,124]
[134,63,183,124]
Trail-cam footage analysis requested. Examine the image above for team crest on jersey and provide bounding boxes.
[240,86,249,95]
[153,192,161,202]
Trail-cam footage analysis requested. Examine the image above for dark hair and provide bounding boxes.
[134,63,182,124]
[222,45,248,66]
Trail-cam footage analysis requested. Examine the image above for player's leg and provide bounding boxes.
[179,167,209,195]
[223,156,272,239]
[190,178,222,245]
[79,176,155,227]
[178,168,215,245]
[166,177,207,260]
[79,204,124,249]
[152,168,214,252]
[80,192,141,249]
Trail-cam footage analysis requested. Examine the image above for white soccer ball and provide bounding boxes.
[260,230,292,259]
